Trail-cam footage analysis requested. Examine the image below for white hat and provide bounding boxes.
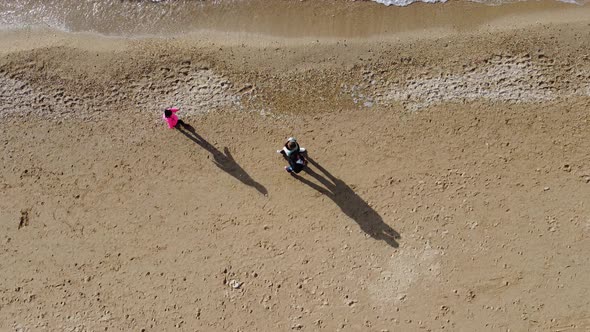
[287,137,297,143]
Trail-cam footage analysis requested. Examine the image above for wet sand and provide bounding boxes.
[1,1,590,331]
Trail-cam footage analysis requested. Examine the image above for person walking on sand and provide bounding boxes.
[162,107,186,129]
[277,137,307,174]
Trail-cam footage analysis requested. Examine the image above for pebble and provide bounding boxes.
[229,279,243,289]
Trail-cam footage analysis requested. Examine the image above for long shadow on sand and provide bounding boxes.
[293,156,400,248]
[177,123,267,195]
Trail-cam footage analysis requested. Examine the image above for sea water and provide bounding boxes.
[0,0,586,36]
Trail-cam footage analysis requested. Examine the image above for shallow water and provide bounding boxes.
[0,0,586,37]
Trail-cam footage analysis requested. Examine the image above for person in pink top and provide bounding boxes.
[163,107,186,129]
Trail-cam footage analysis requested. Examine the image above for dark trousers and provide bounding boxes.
[175,119,186,128]
[288,158,306,174]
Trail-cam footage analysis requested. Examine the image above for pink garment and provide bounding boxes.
[163,108,179,129]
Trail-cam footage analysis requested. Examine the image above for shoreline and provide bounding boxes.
[0,0,588,41]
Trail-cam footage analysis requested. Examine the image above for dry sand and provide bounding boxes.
[1,1,590,331]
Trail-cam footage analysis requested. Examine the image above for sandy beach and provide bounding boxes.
[1,1,590,331]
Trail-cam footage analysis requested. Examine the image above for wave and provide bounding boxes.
[371,0,446,6]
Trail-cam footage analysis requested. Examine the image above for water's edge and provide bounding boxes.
[0,0,586,38]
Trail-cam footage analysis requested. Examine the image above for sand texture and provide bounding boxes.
[1,1,590,331]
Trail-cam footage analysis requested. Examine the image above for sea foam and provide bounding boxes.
[371,0,447,6]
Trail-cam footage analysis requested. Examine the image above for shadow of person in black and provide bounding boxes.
[176,122,268,195]
[292,156,400,248]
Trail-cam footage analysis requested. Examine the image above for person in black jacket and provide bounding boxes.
[277,137,307,174]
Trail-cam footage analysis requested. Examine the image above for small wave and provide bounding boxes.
[371,0,447,6]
